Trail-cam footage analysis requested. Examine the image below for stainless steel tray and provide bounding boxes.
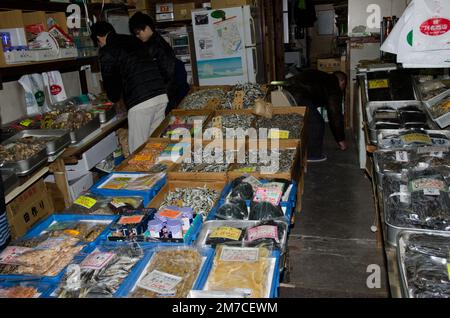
[396,230,450,298]
[3,130,71,156]
[422,88,450,109]
[0,147,48,176]
[194,219,289,253]
[70,115,101,144]
[376,129,450,149]
[1,168,19,195]
[99,106,116,124]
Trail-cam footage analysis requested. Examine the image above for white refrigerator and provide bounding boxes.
[191,5,264,86]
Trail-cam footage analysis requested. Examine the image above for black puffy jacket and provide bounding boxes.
[98,32,166,110]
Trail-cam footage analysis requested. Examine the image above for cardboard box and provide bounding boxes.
[174,3,195,21]
[211,0,252,9]
[317,57,342,73]
[6,179,54,239]
[68,172,94,201]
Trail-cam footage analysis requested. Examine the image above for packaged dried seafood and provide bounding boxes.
[52,243,144,298]
[430,98,450,118]
[0,281,53,298]
[123,142,168,171]
[203,245,273,298]
[61,193,144,215]
[42,221,109,243]
[128,248,203,298]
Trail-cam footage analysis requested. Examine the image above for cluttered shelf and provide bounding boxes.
[156,19,192,27]
[0,0,132,12]
[0,56,99,83]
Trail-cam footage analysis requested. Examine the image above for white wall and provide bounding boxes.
[348,0,409,34]
[1,70,102,125]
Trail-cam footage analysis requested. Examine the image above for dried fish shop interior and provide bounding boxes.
[0,0,448,300]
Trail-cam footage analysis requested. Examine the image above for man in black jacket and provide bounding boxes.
[129,12,190,115]
[90,22,167,153]
[285,69,348,162]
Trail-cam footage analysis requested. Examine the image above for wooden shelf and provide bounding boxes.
[0,56,99,83]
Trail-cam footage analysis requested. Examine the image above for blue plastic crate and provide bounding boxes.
[116,246,215,298]
[194,248,281,298]
[0,279,56,298]
[210,181,297,224]
[45,242,155,298]
[0,215,118,283]
[90,172,167,206]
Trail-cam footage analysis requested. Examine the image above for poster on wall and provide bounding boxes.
[214,16,242,56]
[197,57,244,80]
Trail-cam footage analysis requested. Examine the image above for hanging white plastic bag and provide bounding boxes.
[18,73,50,115]
[42,70,67,105]
[413,0,450,52]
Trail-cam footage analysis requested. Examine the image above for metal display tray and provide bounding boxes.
[1,168,19,195]
[194,219,289,253]
[98,106,116,124]
[396,230,450,298]
[376,129,450,149]
[69,115,101,144]
[0,147,48,176]
[421,88,450,109]
[4,130,71,156]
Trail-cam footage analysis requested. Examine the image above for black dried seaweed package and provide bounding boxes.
[230,182,254,200]
[249,201,284,221]
[244,220,286,249]
[205,226,244,246]
[216,198,248,220]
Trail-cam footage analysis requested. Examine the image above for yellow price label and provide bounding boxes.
[209,227,242,241]
[269,129,290,139]
[20,119,33,127]
[400,133,432,145]
[74,196,97,209]
[132,154,153,162]
[234,167,256,173]
[64,229,80,237]
[368,79,389,89]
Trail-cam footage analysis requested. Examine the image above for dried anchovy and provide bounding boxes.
[232,149,296,173]
[254,114,304,139]
[220,83,267,109]
[403,233,450,298]
[178,89,226,110]
[160,187,219,218]
[54,246,143,298]
[0,137,51,162]
[207,114,255,137]
[179,148,233,172]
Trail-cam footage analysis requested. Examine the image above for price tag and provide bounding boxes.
[117,215,144,225]
[64,229,81,237]
[409,178,447,193]
[158,209,182,219]
[253,187,282,206]
[417,146,449,155]
[20,119,33,127]
[0,246,32,265]
[137,270,182,295]
[132,154,154,162]
[395,151,409,162]
[81,252,115,270]
[246,225,279,243]
[209,227,242,241]
[232,90,244,110]
[423,188,440,196]
[220,246,259,262]
[74,196,97,209]
[399,185,410,204]
[368,79,389,89]
[206,97,221,110]
[447,263,450,280]
[212,116,222,129]
[234,167,256,173]
[268,129,290,139]
[400,133,432,145]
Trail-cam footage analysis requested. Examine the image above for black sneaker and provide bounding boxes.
[307,154,327,162]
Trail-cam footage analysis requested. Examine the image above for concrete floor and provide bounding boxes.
[280,129,389,298]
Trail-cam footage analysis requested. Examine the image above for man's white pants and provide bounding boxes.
[128,94,168,153]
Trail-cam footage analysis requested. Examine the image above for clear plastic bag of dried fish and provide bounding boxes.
[378,130,450,149]
[127,247,203,298]
[39,220,110,243]
[430,97,450,119]
[60,193,144,215]
[52,243,145,298]
[399,232,450,298]
[178,88,226,110]
[254,114,304,139]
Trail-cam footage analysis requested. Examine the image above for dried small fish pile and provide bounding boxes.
[207,114,254,137]
[44,221,108,243]
[254,114,304,139]
[54,245,143,298]
[232,149,296,173]
[0,137,50,161]
[129,248,202,298]
[221,83,266,109]
[41,106,94,130]
[178,89,226,110]
[0,236,84,276]
[430,98,450,118]
[160,187,219,218]
[0,285,41,298]
[402,233,450,298]
[179,148,231,172]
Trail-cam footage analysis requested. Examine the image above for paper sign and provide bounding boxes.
[253,187,282,206]
[158,209,182,219]
[209,227,242,241]
[0,246,32,265]
[409,178,447,193]
[74,196,97,209]
[268,129,290,139]
[20,119,33,127]
[368,79,389,89]
[117,215,144,225]
[416,146,449,154]
[400,133,432,145]
[395,151,409,162]
[81,252,115,270]
[137,270,182,295]
[246,225,279,243]
[423,188,440,196]
[220,246,259,262]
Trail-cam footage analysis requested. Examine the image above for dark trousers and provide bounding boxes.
[297,98,325,158]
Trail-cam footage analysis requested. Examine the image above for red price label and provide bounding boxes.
[420,18,450,36]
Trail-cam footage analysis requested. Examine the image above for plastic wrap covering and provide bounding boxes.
[62,194,144,215]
